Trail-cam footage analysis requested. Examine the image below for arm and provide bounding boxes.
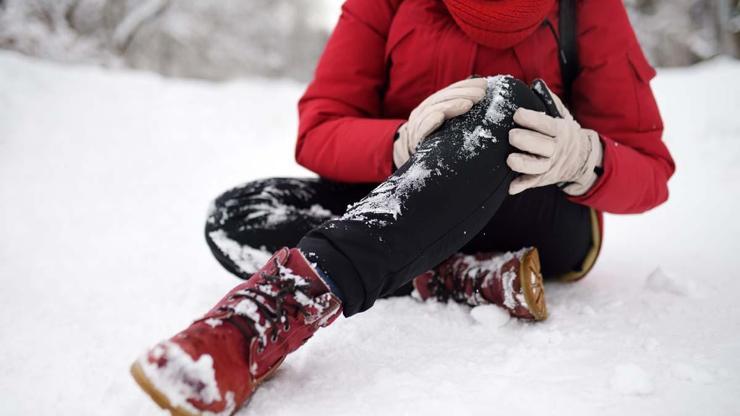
[295,0,405,183]
[567,0,675,214]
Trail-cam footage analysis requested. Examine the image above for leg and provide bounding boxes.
[298,76,549,316]
[410,186,592,321]
[205,177,375,278]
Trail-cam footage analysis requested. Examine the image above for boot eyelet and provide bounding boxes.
[283,322,290,331]
[271,332,279,343]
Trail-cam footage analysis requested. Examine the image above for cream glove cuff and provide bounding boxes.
[563,129,604,196]
[393,123,411,168]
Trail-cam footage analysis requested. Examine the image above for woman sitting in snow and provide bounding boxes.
[131,0,674,414]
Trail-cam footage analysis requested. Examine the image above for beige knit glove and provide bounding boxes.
[394,78,488,168]
[506,84,603,196]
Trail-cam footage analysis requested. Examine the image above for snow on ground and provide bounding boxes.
[1,51,739,415]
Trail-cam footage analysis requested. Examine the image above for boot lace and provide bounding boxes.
[211,259,321,352]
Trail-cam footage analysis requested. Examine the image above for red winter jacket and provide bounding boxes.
[296,0,675,215]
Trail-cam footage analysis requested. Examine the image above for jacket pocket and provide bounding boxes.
[627,47,657,83]
[627,47,662,132]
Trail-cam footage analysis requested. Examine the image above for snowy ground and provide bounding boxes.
[1,51,739,415]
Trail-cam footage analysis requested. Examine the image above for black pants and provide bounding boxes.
[206,76,592,316]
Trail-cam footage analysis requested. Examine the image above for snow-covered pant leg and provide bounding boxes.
[205,178,375,278]
[298,76,583,316]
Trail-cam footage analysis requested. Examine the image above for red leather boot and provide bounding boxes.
[130,248,342,415]
[413,247,547,321]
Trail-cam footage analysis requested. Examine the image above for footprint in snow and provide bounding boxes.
[644,267,696,296]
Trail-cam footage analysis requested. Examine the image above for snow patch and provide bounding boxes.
[470,304,511,327]
[204,318,223,328]
[277,264,326,313]
[500,270,518,310]
[446,248,529,310]
[207,230,271,274]
[342,162,432,227]
[609,363,655,396]
[461,126,494,159]
[484,75,516,126]
[533,80,547,97]
[210,179,335,232]
[456,75,512,160]
[138,342,235,415]
[231,298,270,343]
[238,202,333,229]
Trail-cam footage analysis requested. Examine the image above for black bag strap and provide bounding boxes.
[558,0,579,101]
[542,0,579,102]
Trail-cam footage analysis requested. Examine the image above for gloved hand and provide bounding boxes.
[506,80,603,196]
[394,78,488,168]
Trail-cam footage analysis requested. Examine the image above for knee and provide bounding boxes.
[452,75,546,137]
[489,75,546,115]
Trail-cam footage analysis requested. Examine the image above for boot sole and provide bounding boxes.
[519,248,548,321]
[130,361,199,416]
[131,355,285,416]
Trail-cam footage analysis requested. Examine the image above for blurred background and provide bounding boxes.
[1,0,738,82]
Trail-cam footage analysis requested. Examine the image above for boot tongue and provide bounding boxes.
[280,249,343,326]
[442,0,555,49]
[206,248,341,346]
[281,249,332,298]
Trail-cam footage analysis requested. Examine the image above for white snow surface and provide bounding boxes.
[1,52,740,415]
[609,363,655,396]
[470,304,511,328]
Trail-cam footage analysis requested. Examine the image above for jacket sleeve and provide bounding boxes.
[295,0,405,183]
[568,0,675,214]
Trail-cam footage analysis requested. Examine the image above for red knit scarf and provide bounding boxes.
[443,0,555,49]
